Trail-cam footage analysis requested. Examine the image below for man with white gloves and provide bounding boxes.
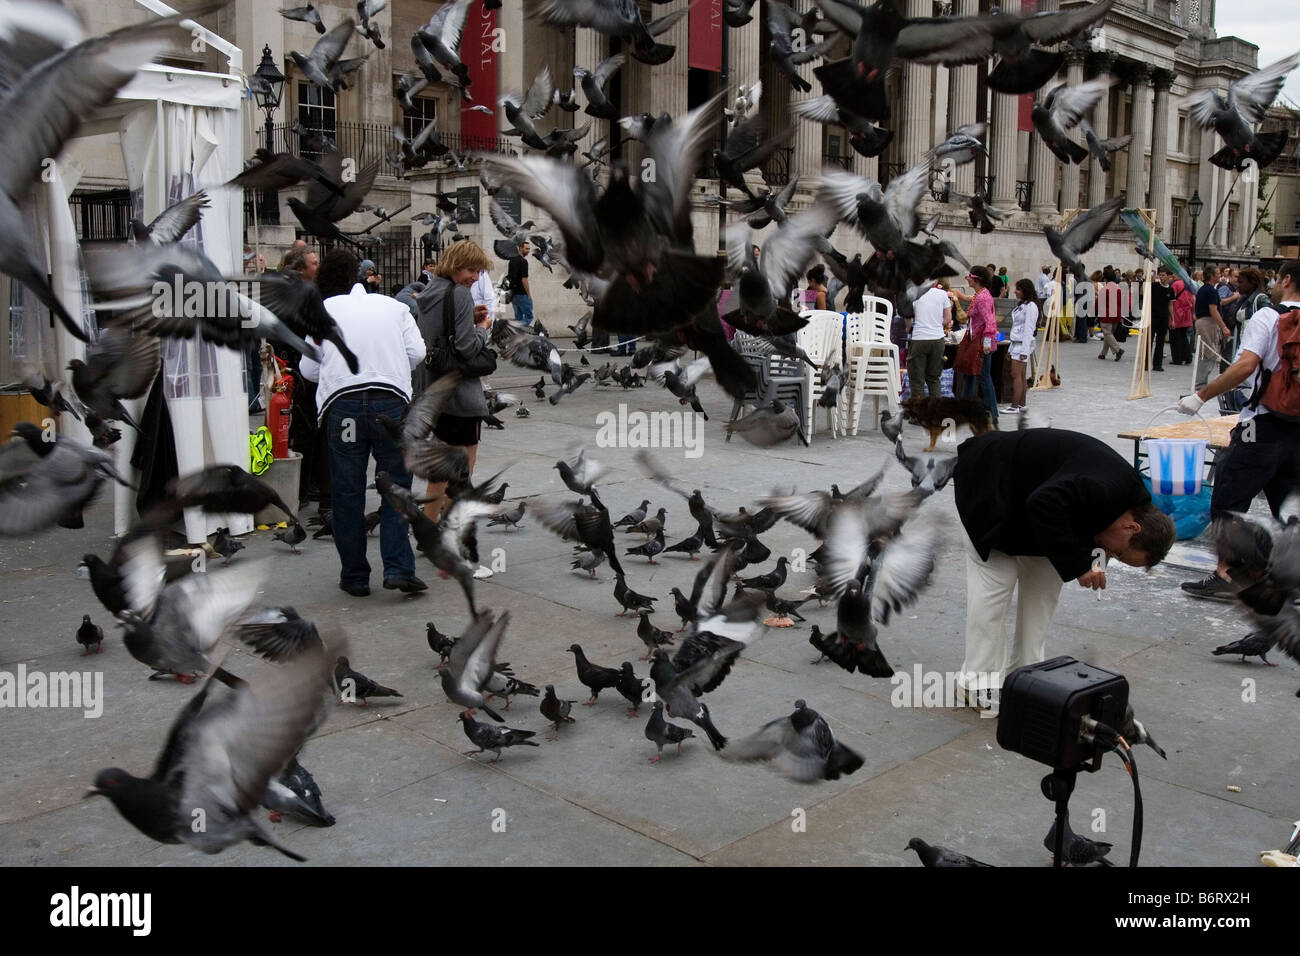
[1175,259,1300,601]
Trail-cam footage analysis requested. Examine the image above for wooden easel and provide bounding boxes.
[1032,261,1063,391]
[1127,208,1158,401]
[1032,208,1085,391]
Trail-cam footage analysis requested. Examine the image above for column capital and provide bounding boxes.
[1150,68,1177,92]
[1121,62,1151,88]
[1087,51,1118,76]
[1064,47,1089,66]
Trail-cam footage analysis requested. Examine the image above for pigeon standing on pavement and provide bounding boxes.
[614,662,649,716]
[627,528,666,564]
[568,644,622,705]
[334,656,403,706]
[261,757,335,827]
[458,713,539,762]
[212,527,244,565]
[1212,632,1278,665]
[540,684,576,740]
[1044,814,1113,866]
[636,611,675,659]
[614,574,657,616]
[76,615,103,655]
[645,701,695,762]
[274,522,307,554]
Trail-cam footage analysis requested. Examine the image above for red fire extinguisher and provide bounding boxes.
[269,363,294,460]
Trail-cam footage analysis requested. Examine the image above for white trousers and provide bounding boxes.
[959,534,1064,693]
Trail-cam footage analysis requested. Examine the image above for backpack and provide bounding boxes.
[1171,289,1195,329]
[1257,308,1300,420]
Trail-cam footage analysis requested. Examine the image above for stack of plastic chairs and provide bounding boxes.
[727,332,811,446]
[796,310,846,438]
[842,295,901,436]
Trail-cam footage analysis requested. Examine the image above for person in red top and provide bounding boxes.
[1097,266,1125,361]
[1169,277,1196,364]
[953,266,1000,427]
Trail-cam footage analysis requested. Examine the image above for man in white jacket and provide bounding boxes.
[299,249,427,597]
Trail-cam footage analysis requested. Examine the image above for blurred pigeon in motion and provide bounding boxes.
[262,757,335,827]
[67,330,159,430]
[0,423,130,535]
[211,527,243,565]
[529,0,687,66]
[1185,50,1300,170]
[726,399,807,447]
[358,0,387,48]
[722,699,864,782]
[129,191,210,245]
[89,644,334,861]
[575,51,624,119]
[1031,80,1106,165]
[1045,195,1124,281]
[290,19,356,92]
[438,611,510,720]
[281,4,326,34]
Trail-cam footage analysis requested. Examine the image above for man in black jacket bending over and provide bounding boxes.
[952,429,1176,709]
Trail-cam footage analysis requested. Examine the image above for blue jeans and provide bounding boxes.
[325,394,416,586]
[963,353,999,426]
[512,294,534,325]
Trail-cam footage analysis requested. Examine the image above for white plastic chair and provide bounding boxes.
[797,310,845,438]
[842,297,901,435]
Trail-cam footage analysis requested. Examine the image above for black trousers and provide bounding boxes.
[1151,316,1169,369]
[1210,414,1300,519]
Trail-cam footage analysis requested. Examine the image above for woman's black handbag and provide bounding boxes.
[425,279,497,378]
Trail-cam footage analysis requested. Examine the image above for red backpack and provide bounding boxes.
[1260,307,1300,419]
[1171,285,1195,329]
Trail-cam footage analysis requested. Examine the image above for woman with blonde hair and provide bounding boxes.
[413,240,497,538]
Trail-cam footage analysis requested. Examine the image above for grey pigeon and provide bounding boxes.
[262,757,334,827]
[1044,195,1125,281]
[90,647,333,861]
[459,713,538,762]
[906,837,993,867]
[289,19,356,91]
[76,615,103,655]
[1044,814,1113,866]
[575,52,625,119]
[644,701,694,762]
[273,522,306,554]
[438,612,510,721]
[1185,50,1300,170]
[722,699,864,782]
[539,684,576,740]
[636,611,675,660]
[726,399,807,447]
[334,655,403,705]
[281,4,326,34]
[1213,631,1278,665]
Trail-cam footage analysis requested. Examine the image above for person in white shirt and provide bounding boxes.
[1036,266,1055,314]
[905,283,952,398]
[1176,258,1300,601]
[298,249,427,598]
[1006,278,1039,412]
[470,269,495,321]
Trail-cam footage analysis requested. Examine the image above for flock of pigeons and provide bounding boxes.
[2,0,1299,865]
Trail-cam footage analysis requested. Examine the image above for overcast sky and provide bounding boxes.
[1217,4,1300,107]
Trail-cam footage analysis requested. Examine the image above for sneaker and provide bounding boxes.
[1098,353,1107,360]
[1180,573,1235,602]
[473,566,494,579]
[338,582,371,597]
[383,575,428,593]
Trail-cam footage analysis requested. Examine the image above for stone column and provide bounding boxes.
[990,88,1018,204]
[1086,52,1116,208]
[573,28,605,157]
[946,0,978,194]
[1125,64,1152,209]
[1147,68,1175,234]
[648,1,690,120]
[899,0,933,165]
[1059,49,1086,212]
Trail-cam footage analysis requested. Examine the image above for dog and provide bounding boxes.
[900,396,995,451]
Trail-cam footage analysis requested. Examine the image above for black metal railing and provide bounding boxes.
[309,228,422,290]
[1015,179,1033,211]
[69,189,134,240]
[975,174,996,202]
[823,152,853,171]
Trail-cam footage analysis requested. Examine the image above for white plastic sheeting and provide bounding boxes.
[32,64,249,543]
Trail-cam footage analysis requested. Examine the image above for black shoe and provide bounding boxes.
[339,582,371,597]
[383,575,428,593]
[1180,574,1235,602]
[1153,366,1164,372]
[1115,350,1124,362]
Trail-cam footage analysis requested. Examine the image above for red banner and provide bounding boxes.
[460,1,498,149]
[1018,0,1037,131]
[689,0,722,72]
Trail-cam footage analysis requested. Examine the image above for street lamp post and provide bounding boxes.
[251,44,285,225]
[1187,188,1203,273]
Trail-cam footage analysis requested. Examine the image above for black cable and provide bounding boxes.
[1115,744,1143,867]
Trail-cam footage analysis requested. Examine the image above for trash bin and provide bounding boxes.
[254,450,301,525]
